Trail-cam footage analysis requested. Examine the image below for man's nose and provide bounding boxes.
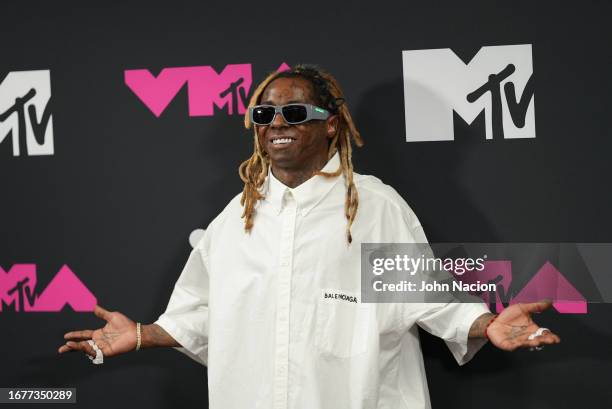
[270,110,288,127]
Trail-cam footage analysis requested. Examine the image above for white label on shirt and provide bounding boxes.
[321,289,359,304]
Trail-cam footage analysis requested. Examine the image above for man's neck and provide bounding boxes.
[271,156,329,188]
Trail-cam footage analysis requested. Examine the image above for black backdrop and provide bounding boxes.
[2,1,611,408]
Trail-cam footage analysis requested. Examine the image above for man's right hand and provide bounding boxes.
[58,305,137,359]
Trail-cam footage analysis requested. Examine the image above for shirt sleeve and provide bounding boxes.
[155,235,210,365]
[412,301,490,365]
[389,194,491,365]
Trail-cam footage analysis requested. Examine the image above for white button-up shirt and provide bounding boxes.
[156,152,490,409]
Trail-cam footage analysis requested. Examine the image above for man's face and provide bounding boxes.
[256,77,336,170]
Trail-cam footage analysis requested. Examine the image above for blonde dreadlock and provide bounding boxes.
[239,65,364,244]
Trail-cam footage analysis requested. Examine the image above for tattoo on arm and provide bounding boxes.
[142,324,181,349]
[468,312,496,339]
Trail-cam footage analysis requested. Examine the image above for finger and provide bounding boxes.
[64,340,97,358]
[523,334,561,348]
[64,330,94,340]
[58,341,80,354]
[532,329,562,344]
[521,299,553,314]
[94,305,112,322]
[58,343,75,354]
[538,329,561,342]
[526,338,556,349]
[79,341,97,358]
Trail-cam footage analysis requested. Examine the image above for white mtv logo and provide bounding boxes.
[0,70,54,156]
[402,44,535,142]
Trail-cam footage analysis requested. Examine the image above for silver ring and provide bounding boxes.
[87,340,104,364]
[527,327,549,340]
[527,327,549,352]
[527,327,550,340]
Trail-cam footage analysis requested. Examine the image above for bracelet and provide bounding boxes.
[136,322,142,351]
[484,314,498,341]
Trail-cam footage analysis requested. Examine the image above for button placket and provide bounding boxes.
[273,190,297,409]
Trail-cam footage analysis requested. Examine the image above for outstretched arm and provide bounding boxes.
[58,305,180,359]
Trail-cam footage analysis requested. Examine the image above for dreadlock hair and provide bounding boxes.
[239,64,364,244]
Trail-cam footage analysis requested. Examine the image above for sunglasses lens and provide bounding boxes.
[252,106,276,124]
[282,105,308,124]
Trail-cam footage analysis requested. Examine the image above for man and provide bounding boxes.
[59,65,560,409]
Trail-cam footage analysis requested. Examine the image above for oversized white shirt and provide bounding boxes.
[156,152,490,409]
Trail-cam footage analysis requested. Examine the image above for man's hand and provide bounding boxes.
[484,299,561,351]
[58,305,137,358]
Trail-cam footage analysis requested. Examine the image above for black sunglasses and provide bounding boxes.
[249,103,330,125]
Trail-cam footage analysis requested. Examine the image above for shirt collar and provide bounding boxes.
[264,152,343,216]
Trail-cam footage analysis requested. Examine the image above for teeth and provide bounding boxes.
[272,138,293,145]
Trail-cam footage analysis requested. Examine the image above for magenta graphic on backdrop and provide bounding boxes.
[125,62,290,117]
[451,260,587,314]
[0,264,96,312]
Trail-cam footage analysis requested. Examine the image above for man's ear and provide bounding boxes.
[326,115,339,139]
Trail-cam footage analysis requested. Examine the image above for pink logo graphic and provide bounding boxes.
[454,260,587,314]
[125,62,290,117]
[0,264,97,312]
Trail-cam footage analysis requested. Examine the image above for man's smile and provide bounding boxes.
[269,135,297,146]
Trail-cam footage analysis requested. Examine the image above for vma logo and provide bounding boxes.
[0,264,96,312]
[0,70,54,156]
[456,260,587,314]
[125,62,289,118]
[402,44,535,142]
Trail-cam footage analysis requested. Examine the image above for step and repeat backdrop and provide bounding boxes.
[2,1,611,408]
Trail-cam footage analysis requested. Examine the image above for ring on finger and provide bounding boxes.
[87,340,104,365]
[527,327,550,340]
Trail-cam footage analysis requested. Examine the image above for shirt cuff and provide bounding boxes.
[155,315,208,364]
[445,303,491,366]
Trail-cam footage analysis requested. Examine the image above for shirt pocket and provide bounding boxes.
[313,293,369,359]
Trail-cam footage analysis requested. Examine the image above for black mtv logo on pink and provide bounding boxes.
[125,62,290,118]
[0,264,96,312]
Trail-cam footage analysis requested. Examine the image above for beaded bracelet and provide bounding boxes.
[484,314,498,341]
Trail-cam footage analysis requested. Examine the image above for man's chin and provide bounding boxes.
[267,151,298,167]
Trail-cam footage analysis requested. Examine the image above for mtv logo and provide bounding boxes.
[402,44,535,142]
[0,264,96,312]
[125,62,290,118]
[0,70,54,156]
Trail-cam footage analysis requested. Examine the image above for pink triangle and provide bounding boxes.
[29,265,96,312]
[511,261,587,314]
[277,62,291,72]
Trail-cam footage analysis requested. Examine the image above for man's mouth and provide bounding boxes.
[270,137,296,145]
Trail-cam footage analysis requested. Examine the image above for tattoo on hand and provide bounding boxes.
[507,325,529,341]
